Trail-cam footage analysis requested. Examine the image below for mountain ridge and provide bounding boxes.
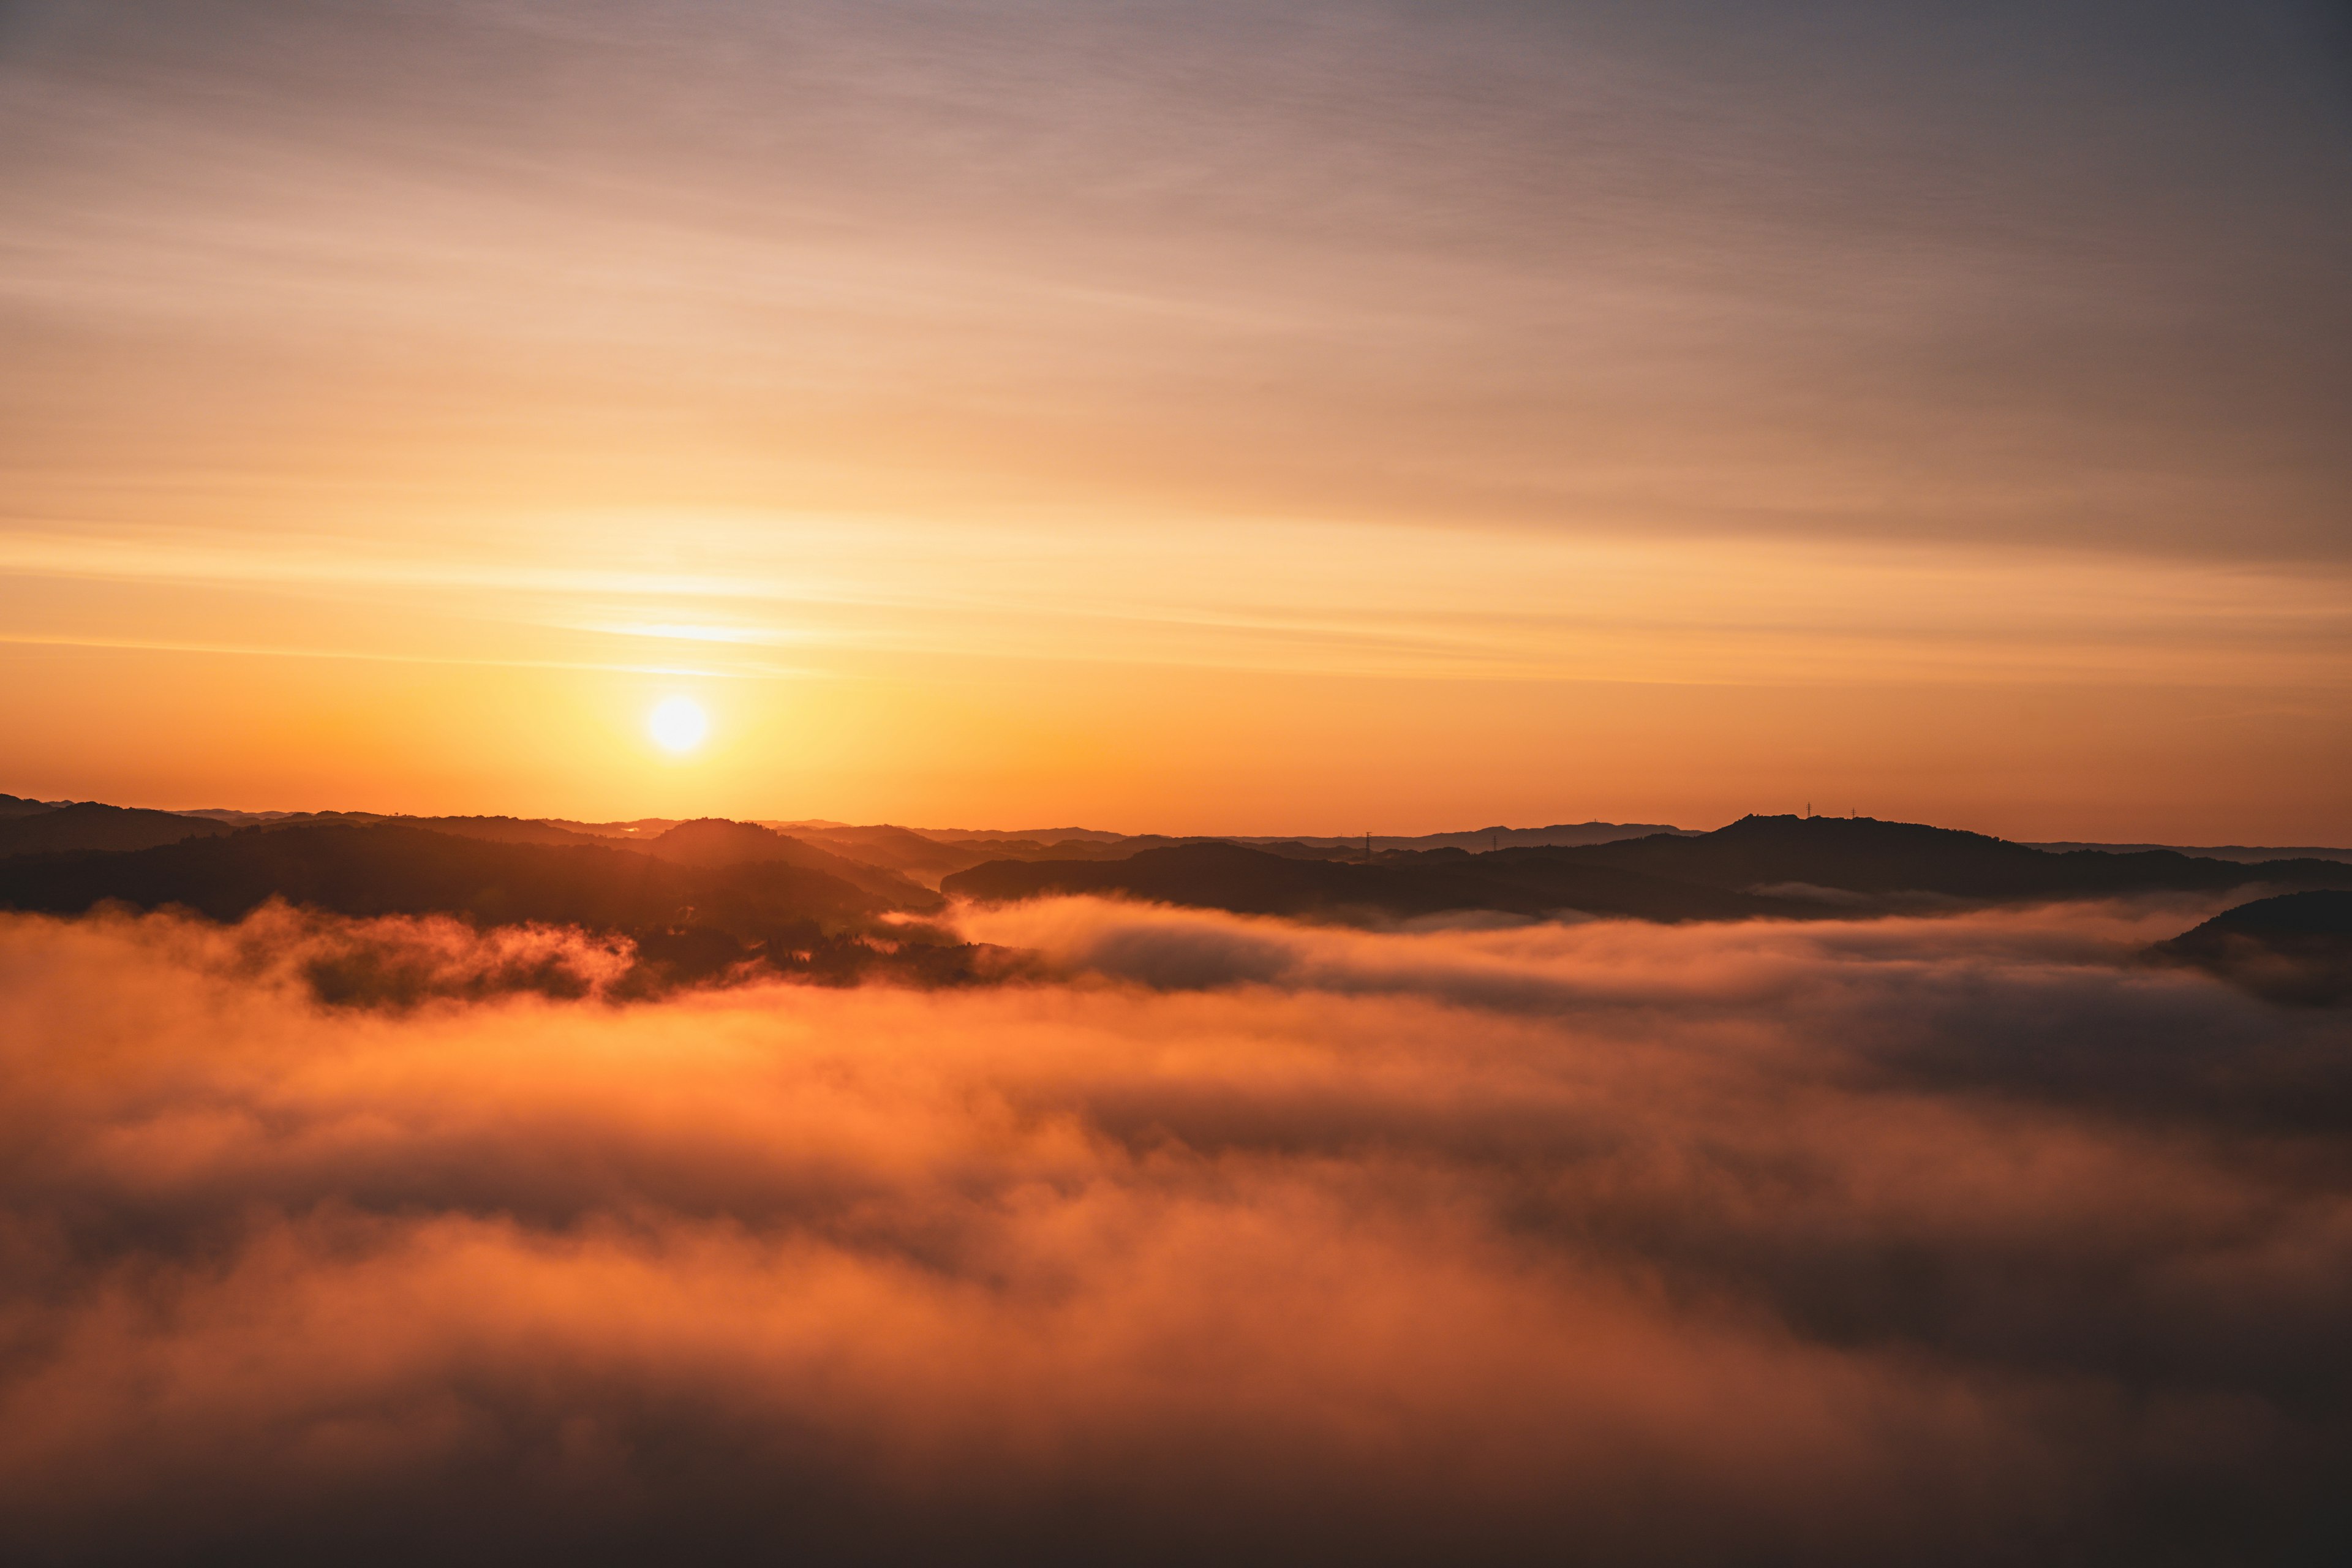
[2146,890,2352,1006]
[0,822,986,992]
[943,814,2352,924]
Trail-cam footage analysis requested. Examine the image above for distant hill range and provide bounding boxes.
[1548,815,2352,902]
[540,819,1695,883]
[2033,840,2352,866]
[631,818,938,908]
[1239,823,1691,853]
[7,794,2351,952]
[945,815,2352,924]
[0,813,981,992]
[944,840,1807,924]
[0,802,238,856]
[2148,891,2352,1006]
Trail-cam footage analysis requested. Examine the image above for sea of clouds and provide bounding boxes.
[2,895,2346,1565]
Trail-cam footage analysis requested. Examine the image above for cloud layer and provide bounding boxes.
[2,898,2348,1564]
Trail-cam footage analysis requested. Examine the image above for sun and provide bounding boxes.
[648,696,709,754]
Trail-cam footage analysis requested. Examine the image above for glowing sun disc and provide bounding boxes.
[649,696,709,753]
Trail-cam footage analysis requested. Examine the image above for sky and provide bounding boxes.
[1,0,2347,839]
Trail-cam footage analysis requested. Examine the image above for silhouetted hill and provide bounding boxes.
[23,800,2345,950]
[643,820,943,910]
[942,842,1803,924]
[959,834,1193,861]
[0,793,59,819]
[771,823,1013,886]
[818,831,1207,880]
[74,810,602,847]
[2030,840,2352,866]
[0,802,232,856]
[2148,891,2352,1006]
[941,816,2352,924]
[172,809,402,829]
[918,824,1131,843]
[0,823,888,927]
[0,824,989,991]
[1550,815,2352,902]
[403,815,602,846]
[1235,822,1688,853]
[108,808,1700,891]
[540,816,679,841]
[786,820,1691,878]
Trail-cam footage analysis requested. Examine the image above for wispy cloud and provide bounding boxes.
[6,519,2346,687]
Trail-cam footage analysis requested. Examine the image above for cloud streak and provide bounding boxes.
[1,899,2347,1563]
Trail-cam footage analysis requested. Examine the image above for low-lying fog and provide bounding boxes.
[2,896,2345,1564]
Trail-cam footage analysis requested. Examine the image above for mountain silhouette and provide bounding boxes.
[1546,815,2352,901]
[0,802,232,856]
[401,815,603,846]
[14,797,2348,953]
[157,811,609,843]
[0,793,59,819]
[2031,839,2352,867]
[640,819,944,910]
[783,823,977,881]
[0,805,644,859]
[941,841,1807,924]
[2148,891,2352,1006]
[0,823,983,990]
[942,815,2352,924]
[0,822,890,927]
[1234,821,1687,853]
[772,823,1099,887]
[802,823,1689,880]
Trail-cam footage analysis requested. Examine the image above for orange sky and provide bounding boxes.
[2,0,2347,840]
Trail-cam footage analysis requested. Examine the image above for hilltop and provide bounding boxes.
[9,796,2351,973]
[0,821,984,992]
[2147,890,2352,1006]
[945,814,2352,924]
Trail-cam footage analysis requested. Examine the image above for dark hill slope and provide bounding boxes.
[643,820,943,910]
[1552,815,2352,900]
[1234,821,1685,853]
[403,815,601,846]
[0,802,232,856]
[155,812,600,845]
[0,823,895,933]
[779,823,1215,884]
[769,822,1151,886]
[2034,840,2352,866]
[0,824,995,990]
[2149,891,2352,1007]
[943,818,2352,925]
[173,812,611,842]
[782,823,984,884]
[943,842,1801,924]
[0,793,57,818]
[2176,889,2352,940]
[1405,846,1803,918]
